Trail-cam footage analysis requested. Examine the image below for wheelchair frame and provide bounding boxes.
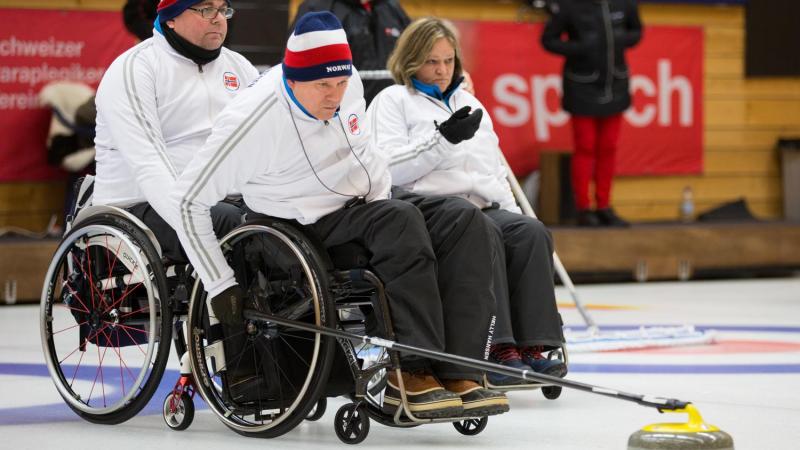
[40,203,572,443]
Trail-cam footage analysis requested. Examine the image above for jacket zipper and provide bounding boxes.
[600,0,614,104]
[198,64,214,123]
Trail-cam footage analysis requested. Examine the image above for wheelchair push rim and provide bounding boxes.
[187,222,335,436]
[40,220,170,420]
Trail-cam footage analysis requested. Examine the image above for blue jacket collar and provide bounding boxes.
[411,76,464,111]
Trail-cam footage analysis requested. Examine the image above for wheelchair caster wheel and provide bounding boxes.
[334,403,370,444]
[542,386,562,400]
[163,392,194,431]
[307,398,327,421]
[453,417,488,436]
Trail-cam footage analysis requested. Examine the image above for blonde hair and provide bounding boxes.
[387,17,463,89]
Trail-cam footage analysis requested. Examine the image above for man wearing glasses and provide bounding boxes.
[92,0,259,264]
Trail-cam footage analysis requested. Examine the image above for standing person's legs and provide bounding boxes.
[570,115,598,212]
[391,189,497,381]
[593,113,623,210]
[571,115,601,226]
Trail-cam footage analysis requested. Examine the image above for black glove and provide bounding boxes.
[436,106,484,144]
[210,284,244,327]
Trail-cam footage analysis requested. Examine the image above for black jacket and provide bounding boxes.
[541,0,642,116]
[294,0,410,104]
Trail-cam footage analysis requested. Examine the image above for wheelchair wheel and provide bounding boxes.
[188,220,336,438]
[542,386,562,400]
[334,403,370,444]
[163,392,194,431]
[306,398,327,421]
[453,417,488,436]
[40,213,172,424]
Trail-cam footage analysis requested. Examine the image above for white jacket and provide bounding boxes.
[93,31,259,223]
[367,84,520,214]
[173,66,391,296]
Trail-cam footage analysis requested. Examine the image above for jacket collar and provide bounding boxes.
[151,25,199,66]
[411,76,464,111]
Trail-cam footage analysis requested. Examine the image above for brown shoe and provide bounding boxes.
[382,370,463,419]
[441,379,510,417]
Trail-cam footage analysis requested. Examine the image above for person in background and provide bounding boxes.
[292,0,411,105]
[123,0,160,41]
[368,17,567,386]
[541,0,642,227]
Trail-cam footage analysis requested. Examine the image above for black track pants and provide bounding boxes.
[391,189,498,381]
[484,208,564,349]
[311,195,496,382]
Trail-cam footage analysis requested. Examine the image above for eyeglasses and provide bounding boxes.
[187,6,235,20]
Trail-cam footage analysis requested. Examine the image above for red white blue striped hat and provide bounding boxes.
[283,11,353,81]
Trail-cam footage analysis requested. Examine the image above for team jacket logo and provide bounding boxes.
[348,114,361,135]
[223,72,240,91]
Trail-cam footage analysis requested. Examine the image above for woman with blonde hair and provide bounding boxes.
[368,17,567,386]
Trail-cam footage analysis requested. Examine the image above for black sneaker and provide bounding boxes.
[577,209,601,227]
[441,379,509,416]
[520,346,568,378]
[596,207,630,227]
[382,370,463,419]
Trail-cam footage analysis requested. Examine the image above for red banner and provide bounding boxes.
[0,9,135,181]
[456,21,704,177]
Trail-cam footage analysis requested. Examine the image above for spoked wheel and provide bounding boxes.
[453,417,488,436]
[334,403,370,444]
[306,398,327,421]
[188,220,336,438]
[163,392,194,431]
[40,213,172,424]
[542,386,562,400]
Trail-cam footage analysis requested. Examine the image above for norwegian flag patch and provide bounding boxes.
[223,72,240,91]
[348,114,361,135]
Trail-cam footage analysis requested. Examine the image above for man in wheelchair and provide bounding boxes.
[92,0,259,264]
[171,11,509,419]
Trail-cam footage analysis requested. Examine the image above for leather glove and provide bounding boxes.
[436,106,484,144]
[210,284,244,327]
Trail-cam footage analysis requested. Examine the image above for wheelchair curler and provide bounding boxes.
[46,179,652,444]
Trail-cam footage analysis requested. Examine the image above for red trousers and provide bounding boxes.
[570,114,623,210]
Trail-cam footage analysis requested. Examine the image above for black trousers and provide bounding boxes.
[310,193,496,381]
[484,208,564,349]
[127,202,244,264]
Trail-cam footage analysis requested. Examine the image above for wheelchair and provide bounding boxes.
[40,178,568,443]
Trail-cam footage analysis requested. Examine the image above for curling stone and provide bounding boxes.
[628,404,733,450]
